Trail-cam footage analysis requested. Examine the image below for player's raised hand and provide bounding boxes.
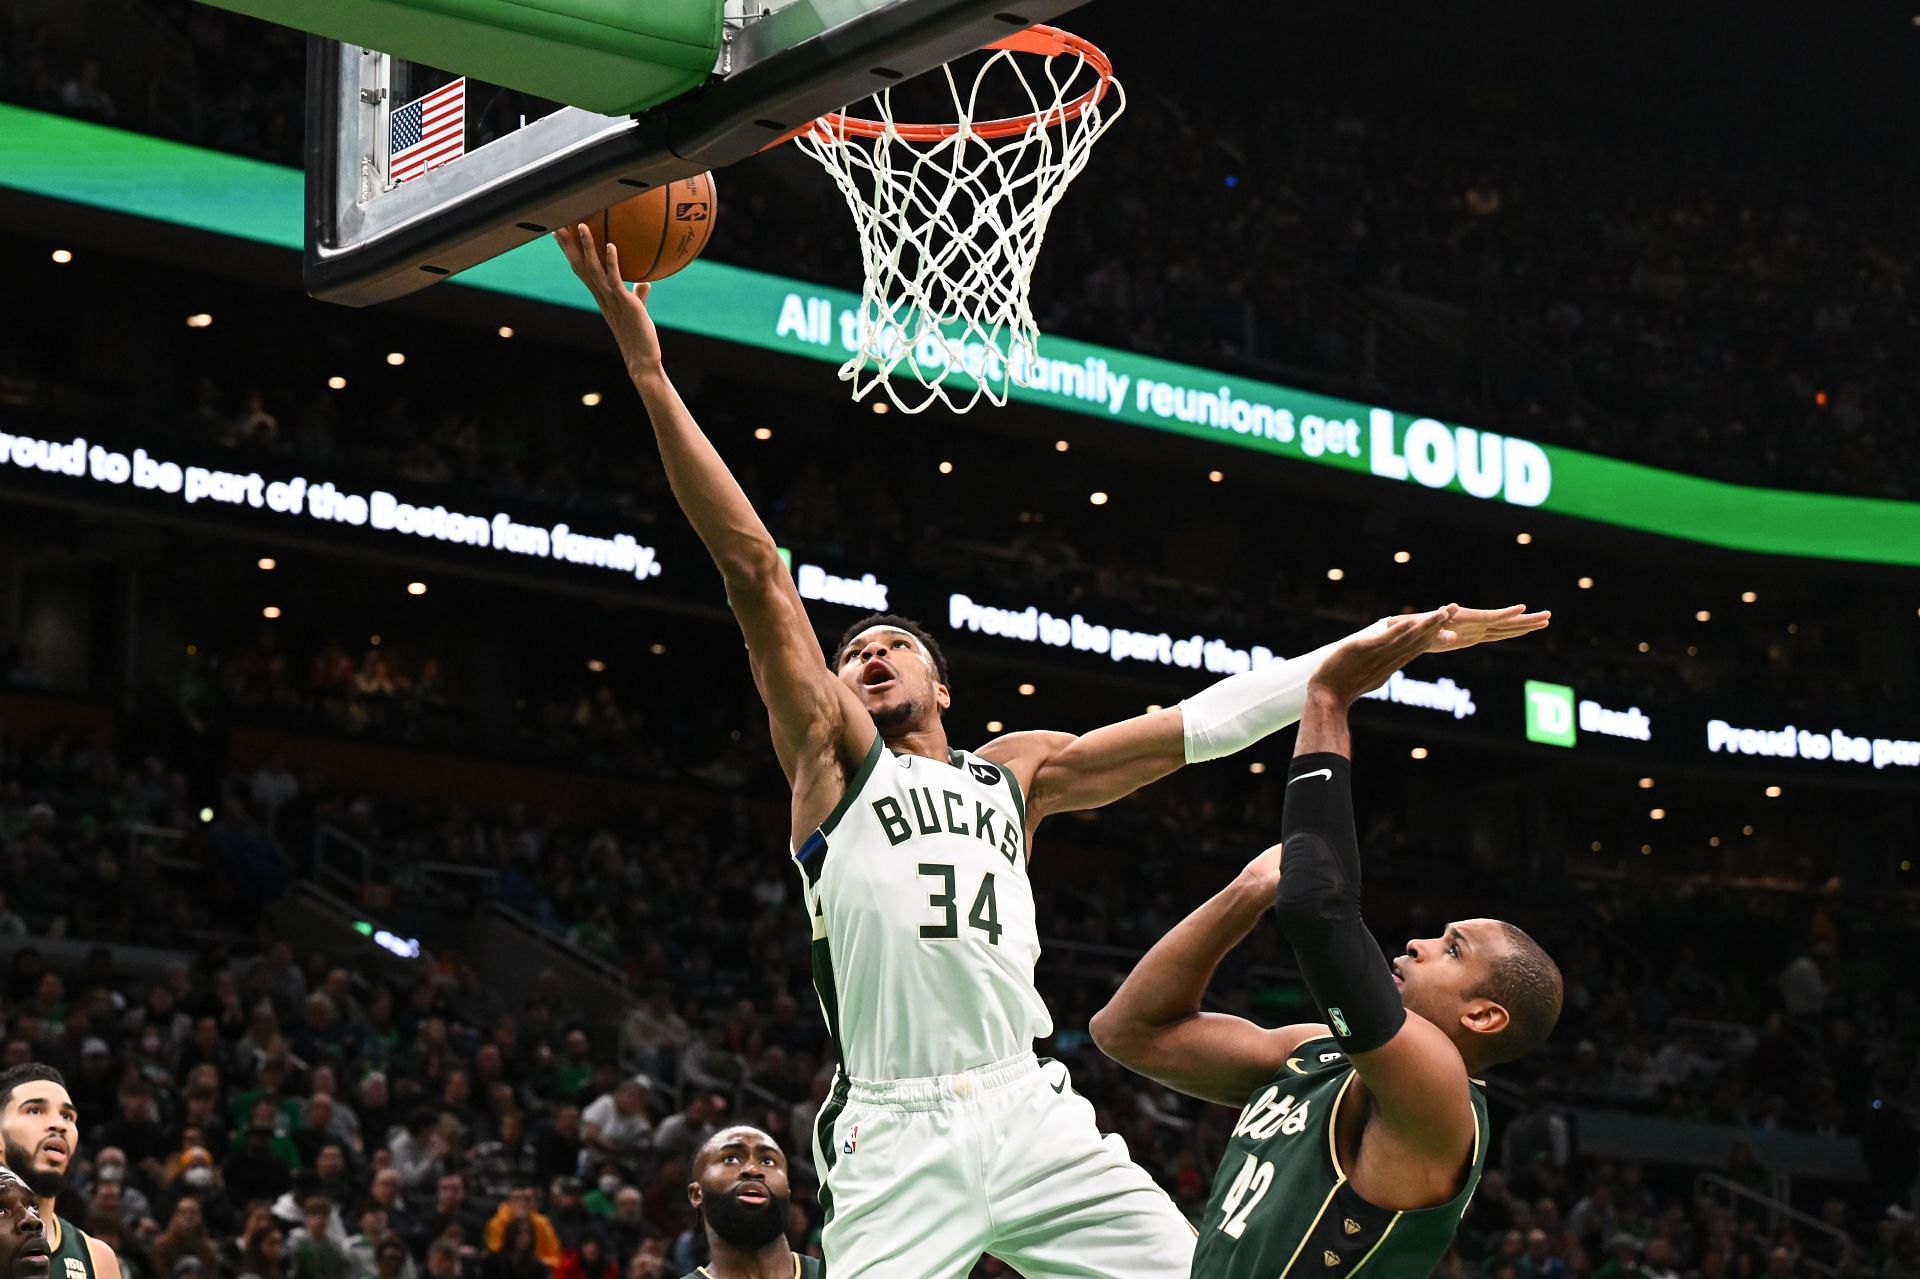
[555,223,664,374]
[1309,606,1456,705]
[1422,603,1550,653]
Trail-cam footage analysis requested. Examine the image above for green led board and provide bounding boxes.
[4,103,1918,567]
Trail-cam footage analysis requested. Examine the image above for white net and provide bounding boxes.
[793,28,1123,413]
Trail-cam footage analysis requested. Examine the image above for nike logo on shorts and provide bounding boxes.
[1289,768,1333,785]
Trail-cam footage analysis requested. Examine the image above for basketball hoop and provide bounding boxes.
[792,25,1122,413]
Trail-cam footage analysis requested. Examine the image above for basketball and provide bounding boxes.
[598,172,718,283]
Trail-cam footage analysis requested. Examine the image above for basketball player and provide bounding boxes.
[0,1166,50,1279]
[0,1066,122,1279]
[556,225,1548,1279]
[1091,611,1565,1277]
[680,1127,822,1279]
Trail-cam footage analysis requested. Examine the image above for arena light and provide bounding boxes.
[327,376,347,390]
[1145,703,1162,713]
[1765,785,1782,798]
[50,248,72,264]
[1516,532,1533,545]
[1709,836,1721,847]
[262,605,281,619]
[497,325,514,339]
[586,659,606,673]
[1089,491,1108,505]
[1589,841,1602,852]
[1637,641,1651,653]
[199,807,214,823]
[1410,746,1429,759]
[1208,470,1224,483]
[407,581,428,596]
[1695,610,1711,622]
[939,461,954,474]
[870,402,889,415]
[1248,762,1267,775]
[1638,777,1655,788]
[185,313,213,328]
[985,720,1004,733]
[753,427,773,440]
[649,642,666,655]
[369,635,382,647]
[386,351,406,366]
[1017,682,1036,696]
[1650,808,1666,820]
[1640,844,1652,856]
[1743,824,1755,835]
[1577,576,1593,589]
[1054,439,1070,453]
[1326,567,1345,581]
[257,557,276,571]
[1393,550,1411,564]
[581,392,603,407]
[1741,591,1758,603]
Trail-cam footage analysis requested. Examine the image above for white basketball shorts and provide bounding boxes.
[811,1051,1197,1278]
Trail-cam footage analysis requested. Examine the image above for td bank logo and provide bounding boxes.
[1524,681,1578,747]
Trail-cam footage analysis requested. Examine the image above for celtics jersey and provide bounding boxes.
[682,1255,823,1279]
[1191,1037,1488,1279]
[50,1216,97,1279]
[793,734,1049,1080]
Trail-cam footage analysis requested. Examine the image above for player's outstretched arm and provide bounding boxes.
[556,225,868,786]
[1090,844,1326,1106]
[1000,604,1546,826]
[1279,618,1479,1178]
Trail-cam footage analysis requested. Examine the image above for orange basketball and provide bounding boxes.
[599,172,718,283]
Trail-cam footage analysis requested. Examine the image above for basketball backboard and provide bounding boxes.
[287,0,1090,305]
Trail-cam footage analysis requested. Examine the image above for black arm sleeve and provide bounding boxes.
[1271,752,1406,1054]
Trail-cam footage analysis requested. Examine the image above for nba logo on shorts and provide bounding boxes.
[843,1124,858,1155]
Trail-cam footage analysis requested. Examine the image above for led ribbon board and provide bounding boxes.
[5,104,1920,566]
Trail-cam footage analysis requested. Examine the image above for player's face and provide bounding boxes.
[688,1127,790,1249]
[0,1084,77,1199]
[0,1176,47,1279]
[836,630,948,732]
[1393,919,1506,1030]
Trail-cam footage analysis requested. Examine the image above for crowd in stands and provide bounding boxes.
[5,1,1915,500]
[3,686,1917,1278]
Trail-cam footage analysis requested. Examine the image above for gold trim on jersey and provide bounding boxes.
[1273,1177,1344,1278]
[1345,1212,1405,1276]
[1323,1070,1361,1180]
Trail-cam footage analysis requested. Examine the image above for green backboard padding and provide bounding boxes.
[201,0,725,116]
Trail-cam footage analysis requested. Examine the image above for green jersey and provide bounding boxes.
[681,1255,824,1279]
[1191,1036,1488,1279]
[50,1216,97,1279]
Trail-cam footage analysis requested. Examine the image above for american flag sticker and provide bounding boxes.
[389,78,465,184]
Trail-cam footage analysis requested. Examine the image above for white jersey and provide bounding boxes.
[794,734,1051,1080]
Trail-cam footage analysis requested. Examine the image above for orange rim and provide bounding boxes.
[801,25,1114,144]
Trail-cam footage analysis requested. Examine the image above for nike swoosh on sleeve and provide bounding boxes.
[1287,768,1334,785]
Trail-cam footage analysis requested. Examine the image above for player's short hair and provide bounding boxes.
[833,614,951,688]
[0,1062,65,1113]
[1475,924,1563,1066]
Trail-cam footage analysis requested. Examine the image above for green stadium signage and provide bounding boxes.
[5,104,1920,566]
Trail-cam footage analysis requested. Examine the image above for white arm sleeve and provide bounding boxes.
[1179,620,1388,763]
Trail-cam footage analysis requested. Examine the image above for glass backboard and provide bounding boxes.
[290,0,1090,305]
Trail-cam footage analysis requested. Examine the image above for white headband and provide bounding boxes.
[0,1164,27,1193]
[844,625,934,669]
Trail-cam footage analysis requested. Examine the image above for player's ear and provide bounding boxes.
[686,1180,702,1209]
[1461,997,1510,1039]
[935,682,951,713]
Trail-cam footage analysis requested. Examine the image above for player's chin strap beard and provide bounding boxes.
[869,694,922,733]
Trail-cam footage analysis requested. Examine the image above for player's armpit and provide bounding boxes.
[1091,1012,1326,1108]
[1345,1013,1478,1162]
[725,557,868,780]
[1005,706,1186,822]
